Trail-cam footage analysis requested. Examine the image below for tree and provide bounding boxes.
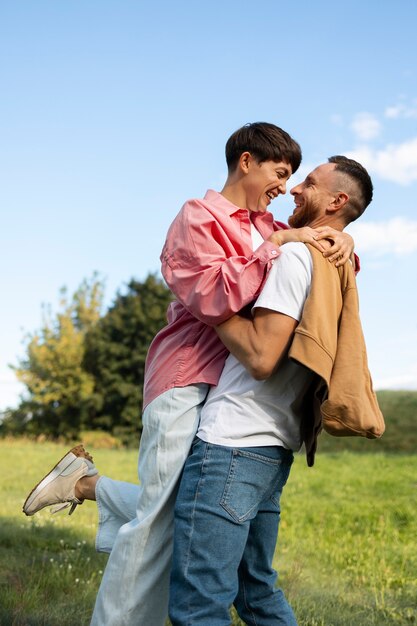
[1,273,173,444]
[7,275,104,438]
[83,274,173,444]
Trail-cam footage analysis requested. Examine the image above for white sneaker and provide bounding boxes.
[23,445,98,516]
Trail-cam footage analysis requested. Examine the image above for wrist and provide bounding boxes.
[269,231,285,246]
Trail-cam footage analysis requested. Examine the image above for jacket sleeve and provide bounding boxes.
[161,202,281,326]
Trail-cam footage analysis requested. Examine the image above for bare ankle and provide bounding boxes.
[75,475,99,501]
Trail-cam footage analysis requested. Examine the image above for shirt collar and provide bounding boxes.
[204,189,244,216]
[204,189,276,226]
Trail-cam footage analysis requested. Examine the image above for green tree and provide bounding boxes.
[83,274,173,444]
[6,276,104,439]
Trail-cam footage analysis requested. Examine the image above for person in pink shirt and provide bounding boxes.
[23,123,354,626]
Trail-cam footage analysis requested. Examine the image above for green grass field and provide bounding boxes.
[1,439,416,625]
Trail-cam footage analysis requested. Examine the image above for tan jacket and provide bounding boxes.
[289,244,385,467]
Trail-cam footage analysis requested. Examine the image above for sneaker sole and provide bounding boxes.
[23,446,87,516]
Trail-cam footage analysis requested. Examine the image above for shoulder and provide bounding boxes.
[254,243,312,319]
[279,242,312,270]
[180,196,209,213]
[179,191,226,218]
[262,242,313,293]
[169,195,217,231]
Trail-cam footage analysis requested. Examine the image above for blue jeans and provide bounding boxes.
[169,437,297,626]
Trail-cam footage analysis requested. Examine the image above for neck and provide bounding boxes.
[308,215,345,230]
[220,180,248,210]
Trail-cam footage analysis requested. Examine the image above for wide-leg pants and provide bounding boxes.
[90,383,209,626]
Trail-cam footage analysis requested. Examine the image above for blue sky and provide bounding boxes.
[1,0,417,410]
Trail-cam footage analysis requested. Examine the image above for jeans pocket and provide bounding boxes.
[270,460,292,508]
[220,449,291,523]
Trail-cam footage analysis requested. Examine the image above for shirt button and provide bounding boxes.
[271,250,277,256]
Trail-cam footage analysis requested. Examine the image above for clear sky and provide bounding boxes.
[1,0,417,410]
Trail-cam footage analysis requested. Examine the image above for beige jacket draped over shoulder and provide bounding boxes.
[288,244,385,467]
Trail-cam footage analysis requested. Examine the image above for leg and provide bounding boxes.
[22,442,142,553]
[94,477,140,553]
[90,384,209,626]
[169,439,250,626]
[169,441,292,626]
[234,448,297,626]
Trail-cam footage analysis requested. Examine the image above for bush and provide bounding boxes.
[79,430,123,450]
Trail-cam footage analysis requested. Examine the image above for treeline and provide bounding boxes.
[1,274,416,451]
[0,274,173,445]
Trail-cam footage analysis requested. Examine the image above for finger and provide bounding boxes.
[322,243,343,256]
[308,239,326,252]
[314,232,335,242]
[327,251,346,264]
[335,252,351,267]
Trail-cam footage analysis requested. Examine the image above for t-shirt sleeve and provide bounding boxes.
[252,242,312,322]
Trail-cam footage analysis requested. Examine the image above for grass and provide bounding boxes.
[1,439,416,625]
[276,452,417,625]
[1,441,135,626]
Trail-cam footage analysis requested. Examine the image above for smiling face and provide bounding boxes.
[243,156,293,213]
[288,163,337,228]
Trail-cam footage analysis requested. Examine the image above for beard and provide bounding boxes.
[288,197,321,228]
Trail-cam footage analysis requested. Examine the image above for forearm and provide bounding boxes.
[215,309,297,380]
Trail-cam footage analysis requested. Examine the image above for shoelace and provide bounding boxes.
[50,498,83,516]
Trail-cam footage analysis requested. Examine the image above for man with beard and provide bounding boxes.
[168,156,378,626]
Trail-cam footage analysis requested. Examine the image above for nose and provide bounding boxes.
[290,183,300,196]
[278,181,287,194]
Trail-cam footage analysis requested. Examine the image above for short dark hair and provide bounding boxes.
[225,122,302,174]
[328,155,373,223]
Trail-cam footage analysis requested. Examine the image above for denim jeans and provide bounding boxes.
[169,437,297,626]
[91,384,209,626]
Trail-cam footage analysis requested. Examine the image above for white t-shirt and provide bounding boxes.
[250,222,265,250]
[197,242,315,451]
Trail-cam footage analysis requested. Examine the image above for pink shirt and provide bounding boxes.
[143,190,287,408]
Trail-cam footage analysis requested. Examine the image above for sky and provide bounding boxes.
[1,0,417,411]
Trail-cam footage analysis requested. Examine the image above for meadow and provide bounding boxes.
[1,439,416,625]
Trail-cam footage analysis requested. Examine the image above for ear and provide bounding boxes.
[328,192,349,213]
[238,151,253,174]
